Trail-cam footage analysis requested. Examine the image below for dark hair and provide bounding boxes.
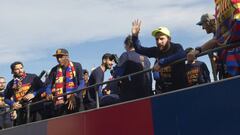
[102,53,114,61]
[10,61,23,72]
[124,35,133,48]
[185,47,194,54]
[83,69,89,74]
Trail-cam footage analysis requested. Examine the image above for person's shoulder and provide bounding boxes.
[120,52,129,58]
[51,65,58,70]
[171,42,183,47]
[92,66,100,73]
[195,60,206,65]
[49,65,58,72]
[90,67,101,76]
[72,61,81,66]
[72,61,82,70]
[26,73,37,77]
[6,79,14,86]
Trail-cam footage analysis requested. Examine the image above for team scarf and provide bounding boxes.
[215,0,240,44]
[12,73,30,101]
[219,48,240,77]
[12,72,26,90]
[52,61,77,105]
[215,0,240,77]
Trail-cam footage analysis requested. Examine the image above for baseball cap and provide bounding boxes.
[53,48,69,57]
[102,53,115,60]
[152,27,171,37]
[197,13,215,25]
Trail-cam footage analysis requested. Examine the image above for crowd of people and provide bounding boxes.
[1,0,240,130]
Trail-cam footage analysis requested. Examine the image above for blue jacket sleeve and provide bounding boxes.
[4,83,14,106]
[45,84,52,95]
[132,36,158,58]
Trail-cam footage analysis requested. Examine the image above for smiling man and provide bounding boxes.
[85,53,115,109]
[131,20,187,93]
[44,48,84,118]
[4,61,44,126]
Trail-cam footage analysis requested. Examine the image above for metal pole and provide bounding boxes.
[26,103,31,123]
[95,86,100,108]
[208,53,218,81]
[128,75,132,81]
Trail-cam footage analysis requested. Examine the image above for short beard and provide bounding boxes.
[161,42,170,52]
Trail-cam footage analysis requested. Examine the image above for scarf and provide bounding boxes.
[215,0,240,44]
[215,0,240,77]
[12,73,29,101]
[52,62,77,105]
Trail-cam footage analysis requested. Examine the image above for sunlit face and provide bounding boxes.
[103,58,114,70]
[0,78,6,91]
[56,55,69,66]
[12,64,25,77]
[155,33,170,51]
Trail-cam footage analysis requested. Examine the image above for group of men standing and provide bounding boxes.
[1,0,240,129]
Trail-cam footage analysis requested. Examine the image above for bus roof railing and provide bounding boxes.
[1,41,240,121]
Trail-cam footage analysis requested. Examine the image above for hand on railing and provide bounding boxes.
[10,110,17,120]
[12,102,22,110]
[46,94,54,101]
[187,49,199,63]
[0,100,5,108]
[66,94,76,111]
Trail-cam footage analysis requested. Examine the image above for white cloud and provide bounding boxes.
[0,0,214,64]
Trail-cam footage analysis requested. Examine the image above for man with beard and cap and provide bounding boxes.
[131,20,187,93]
[85,53,115,109]
[0,77,12,129]
[4,61,44,126]
[44,48,84,118]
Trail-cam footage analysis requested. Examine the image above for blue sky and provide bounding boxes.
[0,0,215,82]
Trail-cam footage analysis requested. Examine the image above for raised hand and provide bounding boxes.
[132,19,141,36]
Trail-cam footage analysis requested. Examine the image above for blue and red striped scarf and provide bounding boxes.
[215,0,240,76]
[52,62,77,105]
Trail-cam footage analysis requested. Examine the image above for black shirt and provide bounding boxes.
[186,61,211,86]
[132,36,187,92]
[4,73,44,106]
[114,50,152,101]
[88,66,104,101]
